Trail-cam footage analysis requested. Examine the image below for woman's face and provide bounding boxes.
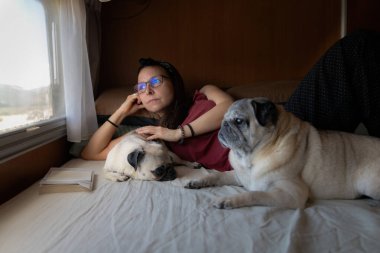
[137,66,175,115]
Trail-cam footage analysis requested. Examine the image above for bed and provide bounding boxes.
[1,158,380,253]
[1,83,379,253]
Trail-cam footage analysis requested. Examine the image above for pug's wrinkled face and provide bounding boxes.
[218,97,278,154]
[104,132,176,182]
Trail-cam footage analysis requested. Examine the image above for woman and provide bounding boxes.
[82,30,380,170]
[81,58,234,171]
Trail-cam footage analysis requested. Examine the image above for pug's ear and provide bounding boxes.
[127,150,145,170]
[251,99,278,126]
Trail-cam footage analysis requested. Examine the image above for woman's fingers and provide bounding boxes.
[136,127,180,142]
[120,93,144,114]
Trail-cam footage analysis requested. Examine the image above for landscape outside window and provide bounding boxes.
[0,1,62,135]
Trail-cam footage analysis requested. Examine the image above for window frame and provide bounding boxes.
[0,117,66,162]
[0,1,67,163]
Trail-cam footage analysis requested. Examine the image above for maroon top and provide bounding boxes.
[166,91,232,171]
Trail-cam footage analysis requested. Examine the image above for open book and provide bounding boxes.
[39,167,95,194]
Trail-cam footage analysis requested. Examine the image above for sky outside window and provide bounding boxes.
[0,0,50,90]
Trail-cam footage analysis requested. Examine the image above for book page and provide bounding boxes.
[41,168,93,185]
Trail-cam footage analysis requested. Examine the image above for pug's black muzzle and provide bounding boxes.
[153,165,177,181]
[218,121,232,148]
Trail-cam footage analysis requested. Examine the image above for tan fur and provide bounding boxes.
[104,131,198,181]
[186,98,380,209]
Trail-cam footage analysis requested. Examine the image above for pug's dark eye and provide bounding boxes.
[234,118,244,125]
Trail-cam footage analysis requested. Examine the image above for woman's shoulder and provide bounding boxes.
[199,84,223,93]
[192,84,225,100]
[198,84,234,104]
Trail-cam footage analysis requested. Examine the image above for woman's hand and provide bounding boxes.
[81,93,145,160]
[135,126,182,142]
[117,93,145,117]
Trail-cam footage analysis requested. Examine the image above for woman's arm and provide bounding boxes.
[136,84,234,141]
[81,93,145,160]
[188,84,234,135]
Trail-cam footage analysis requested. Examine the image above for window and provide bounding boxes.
[0,1,66,161]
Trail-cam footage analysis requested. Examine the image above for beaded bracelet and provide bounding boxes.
[107,119,119,128]
[177,125,185,144]
[186,123,195,137]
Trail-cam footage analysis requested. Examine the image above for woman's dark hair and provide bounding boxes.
[138,58,192,129]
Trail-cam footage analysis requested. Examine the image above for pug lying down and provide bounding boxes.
[185,98,380,209]
[104,131,199,182]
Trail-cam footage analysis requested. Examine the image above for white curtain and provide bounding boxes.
[58,0,98,142]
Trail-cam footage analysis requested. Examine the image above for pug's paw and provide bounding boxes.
[213,197,237,209]
[180,161,202,169]
[191,162,203,169]
[184,179,213,189]
[104,171,130,182]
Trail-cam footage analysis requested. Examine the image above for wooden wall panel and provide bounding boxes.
[99,0,341,93]
[0,137,70,204]
[347,0,380,33]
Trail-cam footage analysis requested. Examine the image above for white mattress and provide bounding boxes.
[1,158,380,253]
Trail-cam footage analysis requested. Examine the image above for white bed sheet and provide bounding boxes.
[1,158,380,253]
